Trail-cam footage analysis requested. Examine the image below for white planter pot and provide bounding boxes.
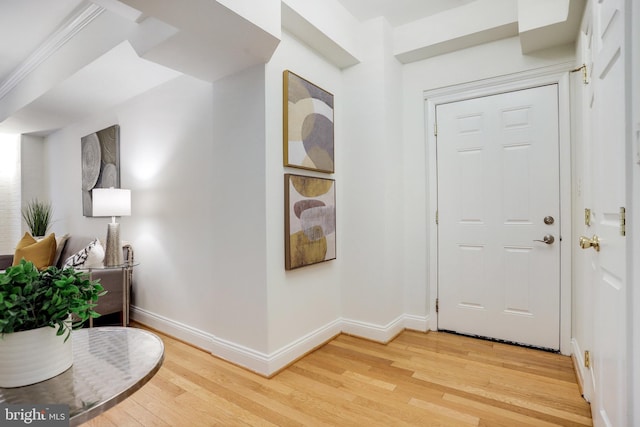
[0,325,73,388]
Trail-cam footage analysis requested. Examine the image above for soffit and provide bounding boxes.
[0,0,584,136]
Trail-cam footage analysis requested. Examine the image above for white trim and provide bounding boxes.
[571,337,592,402]
[631,0,640,423]
[342,315,406,343]
[131,306,272,374]
[404,314,430,332]
[424,61,575,101]
[424,64,574,354]
[571,340,585,396]
[426,98,439,333]
[208,318,343,377]
[132,307,430,376]
[0,3,105,100]
[130,306,215,352]
[208,335,272,376]
[263,318,342,375]
[557,72,573,356]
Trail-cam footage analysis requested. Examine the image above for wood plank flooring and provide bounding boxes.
[83,326,592,426]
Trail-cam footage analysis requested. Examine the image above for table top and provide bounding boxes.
[77,262,139,271]
[0,327,164,426]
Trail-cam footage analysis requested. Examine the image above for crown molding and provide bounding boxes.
[0,2,105,100]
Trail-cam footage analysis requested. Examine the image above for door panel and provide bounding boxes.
[588,0,627,425]
[437,84,560,350]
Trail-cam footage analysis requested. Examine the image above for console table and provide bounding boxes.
[80,262,138,327]
[0,327,164,426]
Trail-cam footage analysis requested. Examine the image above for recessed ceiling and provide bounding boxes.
[0,0,279,136]
[0,0,480,91]
[0,42,181,136]
[337,0,477,26]
[0,0,582,137]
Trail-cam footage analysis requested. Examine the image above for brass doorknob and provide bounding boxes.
[579,235,600,252]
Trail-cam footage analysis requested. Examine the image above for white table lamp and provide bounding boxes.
[92,188,131,266]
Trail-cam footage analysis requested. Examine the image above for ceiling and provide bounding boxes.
[0,0,581,137]
[0,0,84,84]
[1,0,472,136]
[338,0,477,26]
[0,0,468,88]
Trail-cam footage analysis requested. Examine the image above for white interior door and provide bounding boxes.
[437,84,560,350]
[586,1,628,425]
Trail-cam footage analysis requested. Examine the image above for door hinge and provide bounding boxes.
[435,298,439,313]
[620,207,626,236]
[584,350,591,368]
[434,122,438,137]
[435,210,439,225]
[571,63,589,85]
[584,208,591,227]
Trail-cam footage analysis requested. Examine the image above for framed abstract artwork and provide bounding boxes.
[283,70,334,173]
[285,174,336,270]
[81,124,120,216]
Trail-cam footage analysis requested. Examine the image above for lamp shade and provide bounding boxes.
[92,188,131,217]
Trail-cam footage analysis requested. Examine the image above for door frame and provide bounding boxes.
[424,62,574,355]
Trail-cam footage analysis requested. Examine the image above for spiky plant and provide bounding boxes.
[21,199,52,237]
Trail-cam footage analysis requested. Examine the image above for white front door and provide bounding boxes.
[586,1,628,425]
[436,84,560,350]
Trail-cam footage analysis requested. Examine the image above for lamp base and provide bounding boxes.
[104,222,123,266]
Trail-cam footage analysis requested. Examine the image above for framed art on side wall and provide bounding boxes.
[283,70,334,173]
[285,174,336,270]
[81,124,120,216]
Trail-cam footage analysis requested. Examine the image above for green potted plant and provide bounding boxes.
[21,199,53,237]
[0,260,105,387]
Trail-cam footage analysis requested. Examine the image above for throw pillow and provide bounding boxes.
[52,233,70,267]
[12,232,57,270]
[62,239,105,269]
[15,232,36,250]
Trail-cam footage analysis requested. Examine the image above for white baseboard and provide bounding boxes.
[131,306,215,352]
[206,318,344,377]
[341,314,429,343]
[571,339,586,393]
[341,315,405,343]
[571,338,592,402]
[262,318,342,376]
[404,313,430,332]
[132,306,430,377]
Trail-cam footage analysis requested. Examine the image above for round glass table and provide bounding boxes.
[0,327,164,426]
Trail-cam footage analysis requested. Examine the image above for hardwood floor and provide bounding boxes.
[83,327,592,426]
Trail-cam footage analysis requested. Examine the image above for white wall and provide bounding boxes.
[264,32,343,354]
[0,134,21,253]
[44,30,349,369]
[20,135,47,214]
[263,21,409,356]
[210,66,269,353]
[0,134,47,253]
[341,18,406,336]
[123,76,220,335]
[45,75,269,352]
